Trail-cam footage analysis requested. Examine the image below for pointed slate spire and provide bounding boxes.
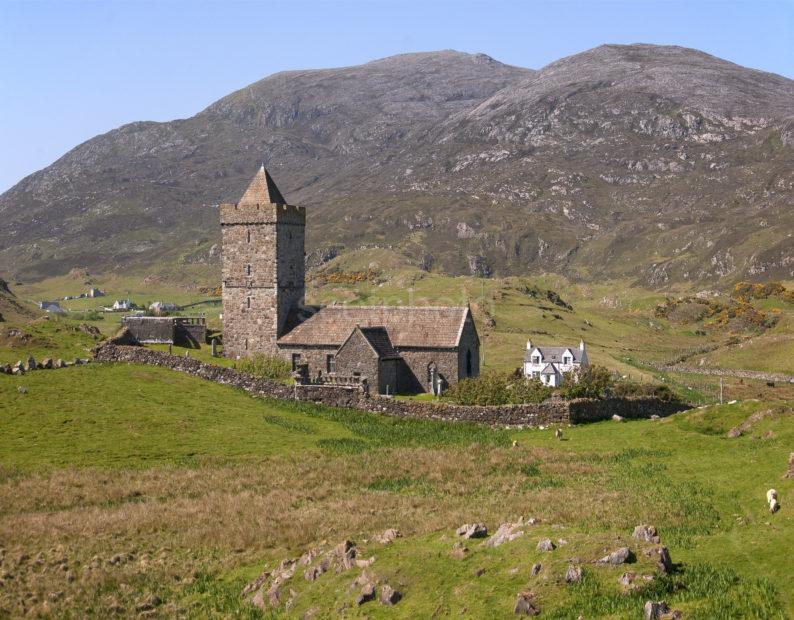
[238,164,287,205]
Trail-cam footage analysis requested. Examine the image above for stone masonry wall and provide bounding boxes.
[334,330,380,385]
[94,344,687,426]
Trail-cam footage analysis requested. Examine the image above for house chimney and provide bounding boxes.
[526,339,532,350]
[580,339,585,351]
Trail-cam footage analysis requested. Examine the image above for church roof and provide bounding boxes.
[341,326,401,359]
[278,306,473,349]
[238,165,287,205]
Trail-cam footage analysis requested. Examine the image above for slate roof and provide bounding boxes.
[278,306,472,349]
[350,326,401,359]
[524,346,584,364]
[238,165,287,205]
[540,363,558,376]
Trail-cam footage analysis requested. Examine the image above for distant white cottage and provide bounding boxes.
[523,339,588,387]
[111,299,132,311]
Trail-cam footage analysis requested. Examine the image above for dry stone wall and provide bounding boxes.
[92,344,688,426]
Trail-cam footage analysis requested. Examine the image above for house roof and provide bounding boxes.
[524,346,584,364]
[238,165,287,205]
[540,363,558,376]
[278,306,472,349]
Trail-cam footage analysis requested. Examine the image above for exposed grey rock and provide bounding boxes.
[379,584,401,605]
[618,571,636,586]
[612,414,625,422]
[332,540,357,571]
[456,523,488,539]
[304,558,329,582]
[374,528,402,544]
[644,600,670,620]
[17,385,27,394]
[633,525,660,543]
[536,538,556,552]
[514,591,540,616]
[565,565,583,583]
[530,562,542,577]
[355,582,376,605]
[486,521,525,547]
[24,356,36,371]
[40,357,53,369]
[597,546,633,565]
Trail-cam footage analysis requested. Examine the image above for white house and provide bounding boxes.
[111,299,132,311]
[523,339,589,387]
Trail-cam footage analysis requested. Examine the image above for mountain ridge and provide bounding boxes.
[1,44,792,287]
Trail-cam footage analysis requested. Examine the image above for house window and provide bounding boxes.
[291,353,301,370]
[466,350,472,377]
[532,355,540,364]
[246,264,252,276]
[326,354,336,373]
[563,356,571,364]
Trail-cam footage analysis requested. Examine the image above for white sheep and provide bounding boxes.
[555,428,563,440]
[767,489,780,513]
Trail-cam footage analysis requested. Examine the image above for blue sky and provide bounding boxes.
[1,0,792,193]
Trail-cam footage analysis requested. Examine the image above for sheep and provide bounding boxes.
[767,489,780,513]
[555,428,563,440]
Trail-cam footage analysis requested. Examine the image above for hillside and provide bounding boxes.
[1,45,793,286]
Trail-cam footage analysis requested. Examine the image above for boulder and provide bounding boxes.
[24,356,37,371]
[355,582,376,605]
[379,584,402,605]
[612,414,625,422]
[618,572,636,587]
[597,547,633,565]
[17,386,27,394]
[374,528,402,544]
[456,523,488,539]
[332,540,357,571]
[304,559,329,582]
[487,522,525,547]
[536,538,556,552]
[632,525,660,543]
[530,562,542,577]
[0,364,11,374]
[565,565,583,583]
[12,361,24,374]
[73,357,84,365]
[249,588,267,610]
[54,359,66,368]
[514,591,540,616]
[40,357,53,369]
[644,600,670,620]
[645,546,673,573]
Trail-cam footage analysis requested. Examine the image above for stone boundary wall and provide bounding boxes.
[93,344,688,426]
[651,363,794,383]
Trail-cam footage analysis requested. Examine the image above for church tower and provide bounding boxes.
[220,166,305,358]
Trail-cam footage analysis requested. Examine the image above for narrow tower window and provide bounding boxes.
[246,297,251,309]
[244,338,248,350]
[246,264,251,276]
[247,229,251,243]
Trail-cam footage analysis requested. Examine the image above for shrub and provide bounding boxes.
[445,371,552,406]
[69,310,104,321]
[232,354,292,383]
[559,365,613,399]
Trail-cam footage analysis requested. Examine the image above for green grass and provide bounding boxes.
[2,362,793,616]
[0,363,508,470]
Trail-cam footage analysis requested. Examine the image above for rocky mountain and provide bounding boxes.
[1,44,793,287]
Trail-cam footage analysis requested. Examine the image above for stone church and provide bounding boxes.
[220,166,480,394]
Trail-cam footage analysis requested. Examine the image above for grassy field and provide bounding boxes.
[1,363,792,618]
